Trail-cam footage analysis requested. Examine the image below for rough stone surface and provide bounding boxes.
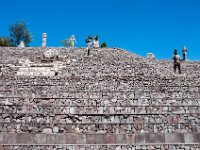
[0,47,200,148]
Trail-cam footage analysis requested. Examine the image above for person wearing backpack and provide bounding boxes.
[173,49,181,74]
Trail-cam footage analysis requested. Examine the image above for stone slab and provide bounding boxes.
[116,134,127,144]
[127,134,135,145]
[107,134,116,144]
[3,133,16,144]
[16,133,33,144]
[145,133,165,144]
[47,134,57,144]
[57,134,66,144]
[184,133,200,144]
[165,133,185,144]
[34,134,47,144]
[96,134,106,144]
[1,133,200,145]
[86,134,96,144]
[135,134,145,144]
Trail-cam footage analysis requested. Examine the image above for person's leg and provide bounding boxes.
[178,63,181,74]
[185,52,187,60]
[183,53,186,61]
[87,48,90,56]
[174,64,176,73]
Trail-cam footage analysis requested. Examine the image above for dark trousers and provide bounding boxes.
[174,63,181,74]
[87,48,90,56]
[183,53,186,61]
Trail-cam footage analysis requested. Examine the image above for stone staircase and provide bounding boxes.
[0,47,200,150]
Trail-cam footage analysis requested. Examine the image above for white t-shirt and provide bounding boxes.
[173,54,181,63]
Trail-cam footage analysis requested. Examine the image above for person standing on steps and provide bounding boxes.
[86,35,92,56]
[182,46,188,61]
[69,35,77,48]
[173,49,181,74]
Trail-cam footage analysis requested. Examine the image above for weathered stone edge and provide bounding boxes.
[0,133,200,145]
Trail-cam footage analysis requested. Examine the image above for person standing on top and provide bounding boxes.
[173,49,181,74]
[86,35,93,56]
[182,46,188,61]
[68,35,77,48]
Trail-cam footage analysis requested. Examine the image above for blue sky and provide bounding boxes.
[1,0,200,60]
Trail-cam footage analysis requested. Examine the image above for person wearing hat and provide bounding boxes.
[173,49,181,74]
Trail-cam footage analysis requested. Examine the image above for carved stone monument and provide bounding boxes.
[44,49,55,59]
[147,53,155,59]
[18,41,25,47]
[42,33,47,47]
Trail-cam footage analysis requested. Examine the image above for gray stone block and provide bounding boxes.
[66,133,77,144]
[96,134,106,144]
[86,134,96,144]
[77,134,86,144]
[16,133,33,144]
[4,133,16,144]
[34,134,47,144]
[165,133,185,144]
[184,133,200,144]
[0,134,3,144]
[46,134,57,144]
[57,134,66,144]
[135,134,145,144]
[145,133,165,144]
[107,134,116,144]
[127,134,135,145]
[116,134,127,144]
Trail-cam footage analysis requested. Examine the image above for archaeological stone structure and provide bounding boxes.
[42,33,47,48]
[0,47,200,150]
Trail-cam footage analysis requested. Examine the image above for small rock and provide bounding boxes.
[53,126,59,133]
[42,128,53,134]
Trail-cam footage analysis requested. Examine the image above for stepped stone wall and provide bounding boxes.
[0,47,200,149]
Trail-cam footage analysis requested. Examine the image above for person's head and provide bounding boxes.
[174,49,178,55]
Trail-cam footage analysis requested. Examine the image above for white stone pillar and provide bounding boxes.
[42,33,47,47]
[18,41,25,47]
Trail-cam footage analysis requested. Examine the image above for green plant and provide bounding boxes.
[100,42,107,48]
[61,39,68,47]
[9,21,32,46]
[0,36,14,47]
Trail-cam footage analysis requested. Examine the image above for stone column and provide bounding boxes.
[42,33,47,47]
[18,41,25,47]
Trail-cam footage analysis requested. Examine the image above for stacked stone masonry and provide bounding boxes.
[0,47,200,149]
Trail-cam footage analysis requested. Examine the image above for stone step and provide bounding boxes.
[0,122,200,134]
[0,133,199,145]
[0,105,199,115]
[1,97,200,107]
[1,145,200,150]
